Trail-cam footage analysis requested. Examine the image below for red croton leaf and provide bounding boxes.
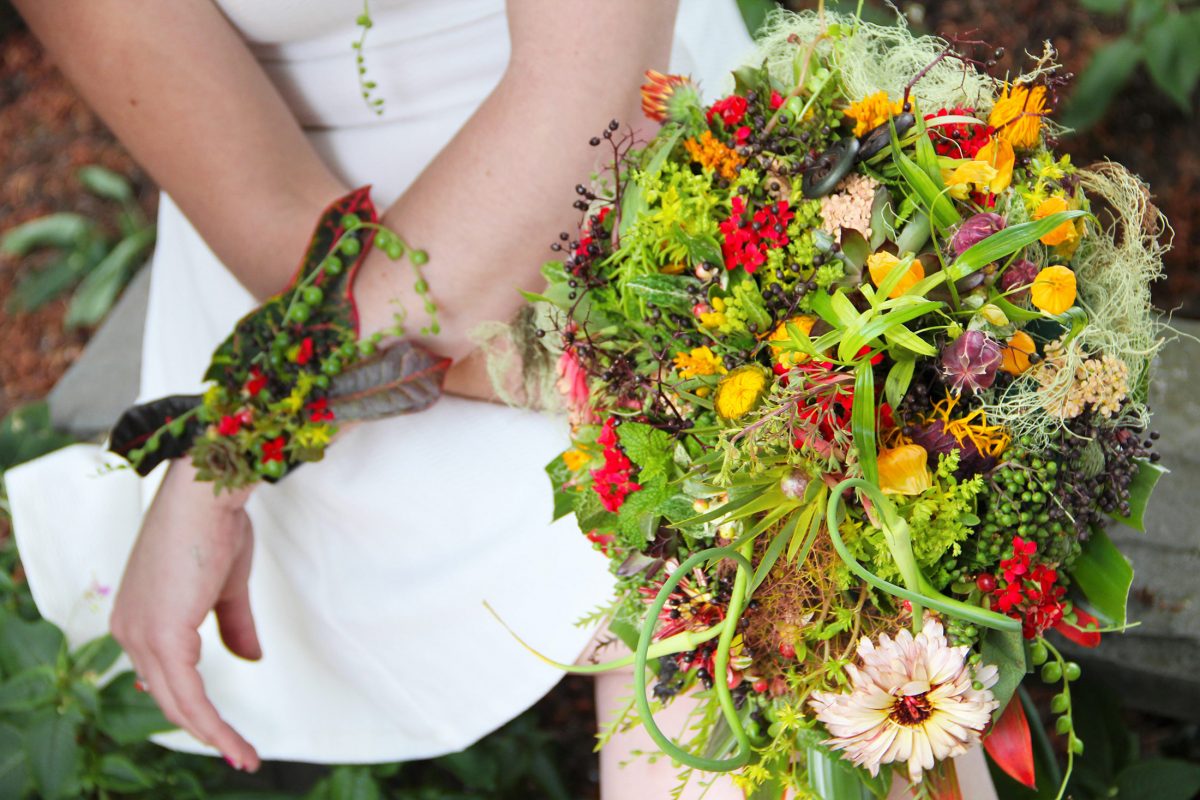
[925,757,964,800]
[984,697,1037,790]
[1054,607,1102,648]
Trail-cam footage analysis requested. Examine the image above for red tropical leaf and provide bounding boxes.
[984,697,1037,789]
[1055,608,1102,648]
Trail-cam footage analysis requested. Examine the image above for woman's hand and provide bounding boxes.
[110,460,262,772]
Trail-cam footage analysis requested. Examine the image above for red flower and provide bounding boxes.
[244,366,268,397]
[925,107,993,159]
[734,125,752,145]
[769,90,785,110]
[216,408,253,437]
[992,536,1066,638]
[295,337,314,366]
[306,397,335,422]
[706,94,748,128]
[590,417,641,512]
[261,436,286,464]
[718,197,793,273]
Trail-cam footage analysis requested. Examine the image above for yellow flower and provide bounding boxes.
[1030,266,1077,315]
[844,91,903,137]
[294,424,332,448]
[279,386,306,414]
[713,365,770,420]
[866,251,925,298]
[562,448,591,471]
[699,296,728,328]
[767,315,817,368]
[975,136,1015,194]
[942,159,998,200]
[673,346,727,379]
[1001,330,1036,375]
[877,444,932,495]
[683,130,744,180]
[1032,196,1079,247]
[988,83,1047,150]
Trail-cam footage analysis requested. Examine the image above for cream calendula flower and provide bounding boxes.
[810,616,999,784]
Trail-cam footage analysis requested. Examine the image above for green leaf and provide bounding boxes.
[23,710,82,800]
[1143,12,1200,112]
[94,753,157,793]
[1080,0,1125,12]
[1061,37,1143,130]
[1109,458,1167,531]
[65,225,155,328]
[937,211,1089,288]
[884,357,916,410]
[680,229,724,269]
[0,667,57,712]
[737,0,777,35]
[1115,760,1200,800]
[890,122,959,231]
[0,724,30,800]
[1073,526,1133,627]
[852,361,878,485]
[8,251,94,313]
[0,213,94,255]
[0,403,74,472]
[624,273,699,313]
[981,627,1027,717]
[77,165,135,204]
[545,455,577,522]
[71,634,123,678]
[620,126,682,238]
[807,745,871,799]
[324,766,384,800]
[839,229,870,271]
[97,672,174,744]
[0,615,65,677]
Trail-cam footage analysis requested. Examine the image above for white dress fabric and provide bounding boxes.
[7,0,752,763]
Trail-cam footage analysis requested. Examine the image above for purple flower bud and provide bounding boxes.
[999,259,1039,303]
[909,419,997,477]
[940,330,1003,394]
[951,213,1007,256]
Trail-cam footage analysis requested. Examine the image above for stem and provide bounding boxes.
[633,547,755,772]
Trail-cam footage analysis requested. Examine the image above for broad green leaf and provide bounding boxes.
[0,667,57,712]
[624,273,699,313]
[882,323,938,357]
[1061,37,1143,130]
[0,724,30,800]
[839,229,870,270]
[1073,526,1133,627]
[828,290,862,327]
[325,765,384,800]
[97,672,174,744]
[24,710,82,800]
[77,165,135,204]
[1115,760,1200,800]
[66,225,156,328]
[851,362,878,485]
[94,753,157,793]
[679,229,724,269]
[8,251,93,313]
[71,633,123,678]
[981,627,1027,718]
[808,745,872,799]
[1110,459,1167,531]
[0,213,94,255]
[0,616,65,677]
[1143,13,1200,112]
[884,357,916,410]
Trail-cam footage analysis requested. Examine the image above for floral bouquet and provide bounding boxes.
[520,8,1170,799]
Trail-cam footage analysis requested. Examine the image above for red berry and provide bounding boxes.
[753,679,769,693]
[778,641,796,659]
[976,573,998,593]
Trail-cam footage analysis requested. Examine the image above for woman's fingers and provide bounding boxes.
[152,629,261,772]
[214,523,262,661]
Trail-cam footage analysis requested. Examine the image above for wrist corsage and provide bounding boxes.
[109,187,449,492]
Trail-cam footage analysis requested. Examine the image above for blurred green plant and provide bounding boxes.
[1,165,155,329]
[1063,0,1200,130]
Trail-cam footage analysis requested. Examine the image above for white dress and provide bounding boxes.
[7,0,752,763]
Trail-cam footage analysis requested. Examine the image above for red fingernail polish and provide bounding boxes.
[223,755,240,770]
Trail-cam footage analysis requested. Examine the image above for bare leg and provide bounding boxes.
[594,668,745,800]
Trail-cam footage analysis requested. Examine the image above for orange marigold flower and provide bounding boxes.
[844,91,903,137]
[988,83,1047,150]
[714,365,770,420]
[1032,196,1079,247]
[673,346,726,379]
[1030,266,1077,315]
[684,131,743,180]
[1001,330,1037,375]
[877,444,932,495]
[867,251,924,298]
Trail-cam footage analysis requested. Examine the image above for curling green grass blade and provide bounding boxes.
[890,120,959,231]
[883,322,938,357]
[950,211,1090,278]
[852,361,878,485]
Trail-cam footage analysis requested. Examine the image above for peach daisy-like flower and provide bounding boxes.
[810,616,999,783]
